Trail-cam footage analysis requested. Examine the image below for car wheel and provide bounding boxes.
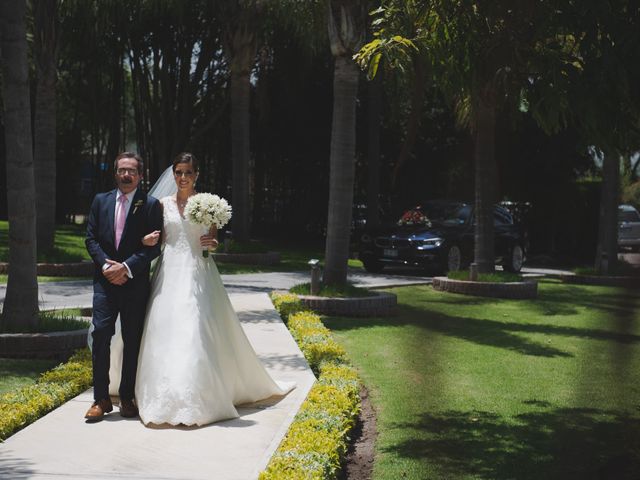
[503,244,524,272]
[363,259,384,273]
[446,245,463,272]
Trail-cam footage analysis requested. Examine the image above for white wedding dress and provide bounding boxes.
[105,195,294,426]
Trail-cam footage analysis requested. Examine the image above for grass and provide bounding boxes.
[323,279,640,479]
[574,261,639,276]
[0,358,60,395]
[0,221,89,263]
[448,270,523,282]
[214,242,363,274]
[1,308,88,333]
[289,281,371,297]
[223,239,270,254]
[0,275,91,284]
[0,222,364,280]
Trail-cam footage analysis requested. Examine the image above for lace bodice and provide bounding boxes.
[160,196,208,258]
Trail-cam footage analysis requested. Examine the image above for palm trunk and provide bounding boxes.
[33,0,58,253]
[1,0,39,330]
[229,27,256,243]
[473,86,497,273]
[595,149,620,274]
[323,56,360,286]
[367,70,382,228]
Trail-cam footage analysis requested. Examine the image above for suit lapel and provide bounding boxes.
[106,189,117,248]
[119,189,144,250]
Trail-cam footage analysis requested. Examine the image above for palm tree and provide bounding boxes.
[220,2,264,243]
[0,0,39,330]
[33,0,59,253]
[323,0,367,287]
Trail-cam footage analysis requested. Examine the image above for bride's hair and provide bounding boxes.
[172,152,199,172]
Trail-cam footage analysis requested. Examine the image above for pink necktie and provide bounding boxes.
[115,195,128,249]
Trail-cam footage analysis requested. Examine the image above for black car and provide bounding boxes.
[358,200,527,274]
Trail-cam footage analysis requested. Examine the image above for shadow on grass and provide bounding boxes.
[325,303,640,358]
[382,406,640,479]
[533,282,640,319]
[405,281,639,319]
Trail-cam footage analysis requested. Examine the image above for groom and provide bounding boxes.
[85,152,163,422]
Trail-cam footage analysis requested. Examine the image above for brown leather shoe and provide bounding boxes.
[120,399,139,418]
[85,399,113,422]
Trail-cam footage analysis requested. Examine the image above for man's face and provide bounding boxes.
[114,157,142,194]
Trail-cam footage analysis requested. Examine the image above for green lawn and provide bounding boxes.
[0,358,59,395]
[0,221,362,276]
[0,221,89,263]
[324,279,640,480]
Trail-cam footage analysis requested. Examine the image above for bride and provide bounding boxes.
[105,152,294,426]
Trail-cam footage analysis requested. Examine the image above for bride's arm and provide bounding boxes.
[142,201,164,247]
[142,230,161,246]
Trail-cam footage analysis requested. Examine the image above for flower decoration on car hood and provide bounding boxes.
[397,208,431,227]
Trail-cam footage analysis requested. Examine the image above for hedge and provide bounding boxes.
[0,348,92,441]
[260,293,361,479]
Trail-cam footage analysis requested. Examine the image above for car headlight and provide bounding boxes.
[417,238,443,248]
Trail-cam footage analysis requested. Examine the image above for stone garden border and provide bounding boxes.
[0,329,88,361]
[0,261,94,276]
[559,274,640,288]
[296,291,397,317]
[0,310,92,361]
[212,251,280,265]
[432,276,538,299]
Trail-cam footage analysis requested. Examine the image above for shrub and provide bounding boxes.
[0,348,92,441]
[261,296,361,480]
[271,292,305,322]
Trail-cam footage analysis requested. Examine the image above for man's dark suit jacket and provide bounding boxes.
[86,188,163,292]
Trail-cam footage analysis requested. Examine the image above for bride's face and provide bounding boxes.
[173,162,198,192]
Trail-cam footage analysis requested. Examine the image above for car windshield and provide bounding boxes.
[619,210,640,222]
[416,202,464,220]
[439,204,472,226]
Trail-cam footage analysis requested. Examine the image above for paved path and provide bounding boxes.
[0,270,434,310]
[0,293,315,480]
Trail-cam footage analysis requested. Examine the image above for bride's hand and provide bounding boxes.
[143,230,161,246]
[200,234,219,250]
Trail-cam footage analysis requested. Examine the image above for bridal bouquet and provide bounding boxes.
[184,193,232,257]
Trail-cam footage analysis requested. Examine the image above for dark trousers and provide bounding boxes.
[91,283,148,401]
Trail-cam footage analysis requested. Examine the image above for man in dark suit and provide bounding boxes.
[85,152,163,422]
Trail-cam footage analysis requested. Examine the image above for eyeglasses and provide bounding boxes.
[116,168,139,176]
[174,170,195,178]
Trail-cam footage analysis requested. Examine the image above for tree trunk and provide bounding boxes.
[366,70,382,228]
[473,86,497,273]
[595,149,620,274]
[1,0,39,330]
[323,56,360,286]
[228,26,256,243]
[33,0,58,252]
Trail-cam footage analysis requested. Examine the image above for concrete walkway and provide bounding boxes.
[0,270,434,310]
[0,293,315,480]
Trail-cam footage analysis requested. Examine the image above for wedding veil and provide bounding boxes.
[148,165,177,199]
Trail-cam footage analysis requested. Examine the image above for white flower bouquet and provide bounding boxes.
[184,193,232,257]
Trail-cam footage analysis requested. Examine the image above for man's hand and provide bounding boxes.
[103,259,129,285]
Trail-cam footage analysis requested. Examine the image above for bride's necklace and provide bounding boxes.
[176,192,196,214]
